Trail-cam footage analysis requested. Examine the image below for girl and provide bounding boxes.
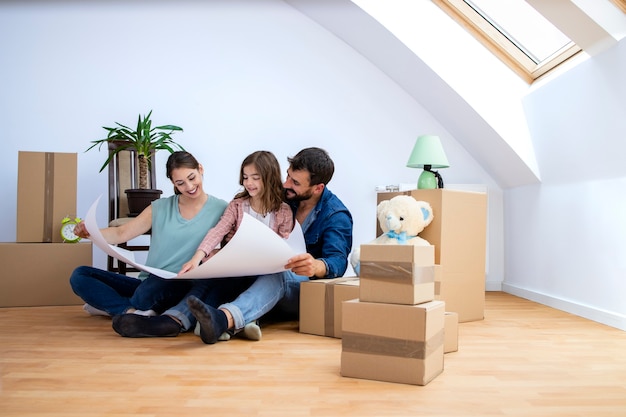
[178,150,293,274]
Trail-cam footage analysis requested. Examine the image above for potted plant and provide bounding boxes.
[87,110,185,215]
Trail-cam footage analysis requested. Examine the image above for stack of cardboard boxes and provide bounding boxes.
[299,188,486,385]
[340,244,446,386]
[0,151,92,307]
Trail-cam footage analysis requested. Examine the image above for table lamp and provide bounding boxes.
[406,134,449,189]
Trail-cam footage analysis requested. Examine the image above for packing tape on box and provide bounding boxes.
[43,153,56,243]
[360,262,435,285]
[342,329,444,359]
[324,277,359,336]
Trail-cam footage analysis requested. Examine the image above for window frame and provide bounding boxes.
[611,0,626,14]
[433,0,582,83]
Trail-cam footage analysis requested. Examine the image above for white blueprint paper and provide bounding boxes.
[84,196,306,279]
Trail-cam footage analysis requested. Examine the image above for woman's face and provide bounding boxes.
[242,164,264,198]
[170,166,203,198]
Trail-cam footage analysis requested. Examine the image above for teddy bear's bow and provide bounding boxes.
[385,230,416,244]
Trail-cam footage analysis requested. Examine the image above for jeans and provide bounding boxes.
[69,266,192,316]
[164,271,309,332]
[163,277,255,331]
[221,270,309,331]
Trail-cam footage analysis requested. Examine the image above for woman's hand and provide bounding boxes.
[73,221,90,239]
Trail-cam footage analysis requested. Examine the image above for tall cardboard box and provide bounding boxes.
[377,189,487,322]
[0,242,92,307]
[359,245,435,305]
[17,151,78,243]
[341,299,445,386]
[300,277,359,338]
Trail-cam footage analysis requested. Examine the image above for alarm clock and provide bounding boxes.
[60,216,82,243]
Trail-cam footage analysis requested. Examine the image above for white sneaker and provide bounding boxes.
[132,309,157,317]
[241,321,262,341]
[83,303,110,317]
[194,321,231,340]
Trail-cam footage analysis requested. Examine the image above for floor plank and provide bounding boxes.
[1,292,625,416]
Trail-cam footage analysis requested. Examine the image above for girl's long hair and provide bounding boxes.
[235,151,284,215]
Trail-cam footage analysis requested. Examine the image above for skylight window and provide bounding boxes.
[465,0,571,63]
[433,0,581,82]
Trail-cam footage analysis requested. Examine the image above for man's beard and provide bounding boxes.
[285,187,314,202]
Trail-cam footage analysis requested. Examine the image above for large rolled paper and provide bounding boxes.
[85,196,306,279]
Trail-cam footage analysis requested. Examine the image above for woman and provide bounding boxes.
[111,150,293,340]
[69,151,228,318]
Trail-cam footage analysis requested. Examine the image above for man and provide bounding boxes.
[112,147,353,342]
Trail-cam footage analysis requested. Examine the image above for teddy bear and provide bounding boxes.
[350,195,434,275]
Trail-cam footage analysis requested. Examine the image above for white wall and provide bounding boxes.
[0,0,498,279]
[4,0,622,331]
[506,39,626,330]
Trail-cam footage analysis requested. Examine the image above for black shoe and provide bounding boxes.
[187,296,228,344]
[112,314,181,338]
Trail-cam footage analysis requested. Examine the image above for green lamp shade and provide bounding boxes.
[406,135,450,189]
[406,135,450,169]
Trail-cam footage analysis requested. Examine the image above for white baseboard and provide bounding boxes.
[485,281,502,291]
[501,283,626,331]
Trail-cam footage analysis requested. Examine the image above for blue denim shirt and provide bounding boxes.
[289,187,353,278]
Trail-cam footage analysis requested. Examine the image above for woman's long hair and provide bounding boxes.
[166,151,201,195]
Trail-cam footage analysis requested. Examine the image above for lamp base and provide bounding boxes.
[417,170,438,189]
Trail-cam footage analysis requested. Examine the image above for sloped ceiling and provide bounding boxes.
[284,0,539,188]
[284,0,626,189]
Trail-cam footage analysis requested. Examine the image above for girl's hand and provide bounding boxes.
[177,261,198,276]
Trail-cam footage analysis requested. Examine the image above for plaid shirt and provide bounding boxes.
[197,197,293,261]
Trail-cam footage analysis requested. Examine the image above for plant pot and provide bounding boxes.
[125,188,163,217]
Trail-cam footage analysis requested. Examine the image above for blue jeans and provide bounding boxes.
[220,271,309,331]
[164,272,308,332]
[69,266,192,316]
[163,277,255,331]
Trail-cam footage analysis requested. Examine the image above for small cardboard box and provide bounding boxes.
[17,151,77,243]
[359,245,435,305]
[299,277,359,338]
[0,242,92,307]
[444,311,459,353]
[377,189,487,322]
[341,299,445,386]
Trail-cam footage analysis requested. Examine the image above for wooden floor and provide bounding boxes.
[1,292,625,417]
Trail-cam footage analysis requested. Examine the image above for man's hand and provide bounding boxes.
[285,253,326,278]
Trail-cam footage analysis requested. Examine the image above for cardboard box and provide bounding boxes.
[0,242,92,307]
[341,299,445,386]
[378,189,487,322]
[436,271,485,324]
[359,245,435,305]
[444,312,459,353]
[299,277,359,338]
[17,151,77,243]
